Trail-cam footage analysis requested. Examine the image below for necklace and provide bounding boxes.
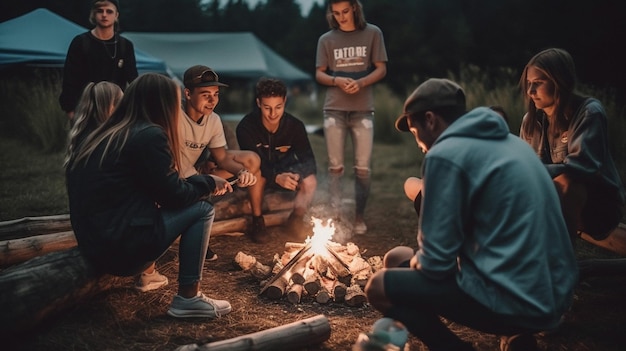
[102,37,118,59]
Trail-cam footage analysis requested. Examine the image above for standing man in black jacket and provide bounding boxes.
[237,78,317,243]
[59,0,137,118]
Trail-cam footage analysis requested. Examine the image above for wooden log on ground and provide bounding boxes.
[345,284,367,307]
[286,283,303,304]
[0,191,295,240]
[578,258,626,279]
[0,214,72,240]
[264,275,289,300]
[579,223,626,256]
[0,247,123,338]
[174,314,331,351]
[0,210,292,268]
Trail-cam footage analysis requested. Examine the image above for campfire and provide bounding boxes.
[235,217,382,306]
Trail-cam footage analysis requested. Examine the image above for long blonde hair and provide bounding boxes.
[65,81,122,168]
[67,73,182,173]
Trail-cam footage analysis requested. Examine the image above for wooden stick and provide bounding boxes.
[174,314,331,351]
[260,243,312,295]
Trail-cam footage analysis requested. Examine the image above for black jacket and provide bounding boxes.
[59,31,138,113]
[66,122,215,276]
[236,109,316,188]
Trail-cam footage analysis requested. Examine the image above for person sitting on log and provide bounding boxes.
[236,77,318,243]
[519,48,625,244]
[65,73,233,319]
[364,78,578,351]
[66,81,168,293]
[179,65,261,259]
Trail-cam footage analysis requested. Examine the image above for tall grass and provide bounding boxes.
[0,68,69,153]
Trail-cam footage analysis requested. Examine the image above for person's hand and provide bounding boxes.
[339,77,361,95]
[409,255,420,270]
[236,169,257,187]
[275,172,300,191]
[210,175,233,196]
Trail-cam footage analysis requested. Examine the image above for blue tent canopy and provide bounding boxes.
[0,8,170,75]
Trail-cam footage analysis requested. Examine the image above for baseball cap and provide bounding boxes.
[93,0,119,10]
[183,65,229,89]
[395,78,465,132]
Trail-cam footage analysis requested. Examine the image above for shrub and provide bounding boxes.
[0,68,69,153]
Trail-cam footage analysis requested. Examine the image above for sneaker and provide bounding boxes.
[205,247,218,261]
[134,269,168,292]
[248,215,270,244]
[167,292,232,318]
[500,334,538,351]
[354,218,367,235]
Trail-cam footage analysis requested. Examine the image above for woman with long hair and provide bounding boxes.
[519,48,625,243]
[315,0,388,236]
[66,73,233,318]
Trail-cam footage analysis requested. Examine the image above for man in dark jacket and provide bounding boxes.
[237,78,317,243]
[59,0,137,118]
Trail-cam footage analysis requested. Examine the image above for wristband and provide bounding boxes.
[237,169,249,176]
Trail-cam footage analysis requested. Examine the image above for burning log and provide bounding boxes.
[345,284,367,307]
[303,271,321,296]
[286,283,303,304]
[260,243,312,295]
[265,276,290,300]
[288,257,309,285]
[333,282,348,302]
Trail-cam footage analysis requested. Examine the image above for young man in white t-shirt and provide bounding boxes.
[179,65,263,256]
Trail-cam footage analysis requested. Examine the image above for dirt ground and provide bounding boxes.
[4,135,626,350]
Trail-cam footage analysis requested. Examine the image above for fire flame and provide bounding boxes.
[305,217,335,255]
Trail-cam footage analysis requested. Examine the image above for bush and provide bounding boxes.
[0,67,69,153]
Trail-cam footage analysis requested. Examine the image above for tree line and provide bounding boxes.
[2,0,624,97]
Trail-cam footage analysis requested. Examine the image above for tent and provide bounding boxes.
[123,32,312,83]
[0,8,170,75]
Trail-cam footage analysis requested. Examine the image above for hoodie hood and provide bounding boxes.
[433,107,510,148]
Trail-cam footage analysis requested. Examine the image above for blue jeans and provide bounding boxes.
[323,110,373,215]
[160,201,215,286]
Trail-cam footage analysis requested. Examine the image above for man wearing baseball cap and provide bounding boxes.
[363,78,578,351]
[179,65,263,252]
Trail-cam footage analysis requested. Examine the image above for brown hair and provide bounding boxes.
[255,77,287,99]
[519,48,579,138]
[326,0,367,30]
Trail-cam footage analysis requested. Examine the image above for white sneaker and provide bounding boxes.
[354,219,367,235]
[167,292,232,318]
[134,270,168,292]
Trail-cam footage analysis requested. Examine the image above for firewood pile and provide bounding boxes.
[234,218,383,306]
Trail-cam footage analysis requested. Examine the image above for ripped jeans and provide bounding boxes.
[323,110,373,217]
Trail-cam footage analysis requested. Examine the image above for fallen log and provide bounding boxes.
[0,210,292,268]
[0,246,123,338]
[0,190,295,240]
[174,314,331,351]
[579,223,626,256]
